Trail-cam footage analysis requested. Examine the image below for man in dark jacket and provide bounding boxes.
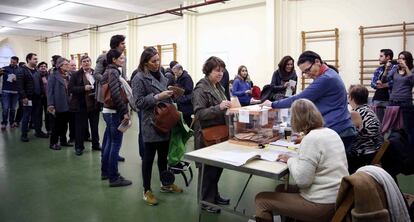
[172,64,194,128]
[18,53,48,142]
[68,55,101,155]
[1,56,20,130]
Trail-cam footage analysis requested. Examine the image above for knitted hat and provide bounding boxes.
[56,57,69,68]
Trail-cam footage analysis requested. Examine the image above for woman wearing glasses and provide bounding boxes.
[263,51,355,155]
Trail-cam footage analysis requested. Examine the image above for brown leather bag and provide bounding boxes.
[153,102,180,133]
[101,83,127,107]
[202,125,229,146]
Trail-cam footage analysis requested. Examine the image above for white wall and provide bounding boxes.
[68,34,89,56]
[287,0,414,90]
[0,35,39,64]
[195,3,267,86]
[137,18,185,69]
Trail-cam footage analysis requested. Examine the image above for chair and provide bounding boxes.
[371,140,390,165]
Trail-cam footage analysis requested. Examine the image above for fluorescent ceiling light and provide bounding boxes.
[0,27,13,33]
[37,1,65,11]
[50,2,77,13]
[17,17,39,24]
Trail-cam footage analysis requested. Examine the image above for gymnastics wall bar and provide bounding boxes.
[144,43,177,67]
[301,28,339,90]
[359,21,414,96]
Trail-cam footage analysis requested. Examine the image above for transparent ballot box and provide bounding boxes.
[227,105,280,146]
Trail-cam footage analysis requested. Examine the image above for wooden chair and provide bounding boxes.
[371,140,390,165]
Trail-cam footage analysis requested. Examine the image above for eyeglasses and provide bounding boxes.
[302,62,314,74]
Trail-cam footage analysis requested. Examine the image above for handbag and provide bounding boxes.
[101,80,127,107]
[201,125,229,146]
[153,102,180,133]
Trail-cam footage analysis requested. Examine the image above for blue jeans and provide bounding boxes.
[102,113,124,182]
[21,105,32,135]
[1,92,19,125]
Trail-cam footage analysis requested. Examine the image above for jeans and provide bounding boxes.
[31,96,43,133]
[102,113,124,182]
[21,105,33,135]
[1,92,19,125]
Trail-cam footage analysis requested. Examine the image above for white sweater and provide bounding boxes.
[287,128,349,204]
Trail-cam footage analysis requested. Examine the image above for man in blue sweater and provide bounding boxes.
[263,51,356,151]
[1,56,20,130]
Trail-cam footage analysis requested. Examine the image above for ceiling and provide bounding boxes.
[0,0,186,38]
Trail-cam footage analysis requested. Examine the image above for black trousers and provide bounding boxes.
[68,112,75,141]
[142,141,169,192]
[31,95,43,133]
[198,165,223,203]
[74,110,100,150]
[50,112,70,145]
[15,101,22,123]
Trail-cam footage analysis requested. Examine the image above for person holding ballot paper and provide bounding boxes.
[255,99,348,222]
[270,55,298,101]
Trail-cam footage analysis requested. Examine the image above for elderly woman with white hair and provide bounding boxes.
[47,57,72,150]
[255,99,349,222]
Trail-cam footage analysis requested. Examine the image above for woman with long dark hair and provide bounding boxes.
[132,47,183,206]
[382,50,414,107]
[270,56,298,100]
[100,49,131,187]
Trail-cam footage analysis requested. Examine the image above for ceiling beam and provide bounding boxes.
[0,20,70,33]
[0,4,111,25]
[63,0,154,15]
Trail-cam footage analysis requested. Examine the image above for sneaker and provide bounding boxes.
[10,123,18,129]
[1,124,6,130]
[109,177,132,187]
[160,184,183,193]
[21,135,29,142]
[143,190,158,206]
[49,144,61,150]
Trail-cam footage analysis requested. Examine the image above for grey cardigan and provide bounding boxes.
[192,77,227,150]
[132,70,171,143]
[47,70,70,113]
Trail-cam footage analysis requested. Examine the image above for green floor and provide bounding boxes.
[0,115,413,222]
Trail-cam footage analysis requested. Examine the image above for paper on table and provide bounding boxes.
[258,149,298,162]
[239,109,250,123]
[270,140,300,149]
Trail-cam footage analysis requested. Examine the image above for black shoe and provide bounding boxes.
[49,144,61,150]
[201,204,221,214]
[35,131,49,138]
[75,149,83,156]
[92,146,102,151]
[215,196,230,205]
[68,139,75,144]
[60,142,73,147]
[109,177,132,187]
[101,175,108,180]
[118,156,125,162]
[21,135,29,142]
